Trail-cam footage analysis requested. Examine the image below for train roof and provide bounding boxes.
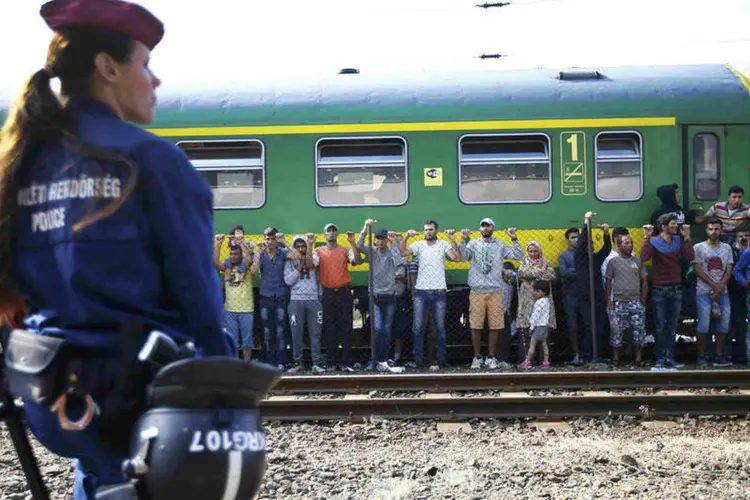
[2,63,750,129]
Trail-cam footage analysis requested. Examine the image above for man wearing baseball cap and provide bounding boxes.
[456,218,523,369]
[356,219,405,373]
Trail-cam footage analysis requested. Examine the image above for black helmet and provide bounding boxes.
[97,358,281,500]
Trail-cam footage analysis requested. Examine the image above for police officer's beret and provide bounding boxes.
[40,0,165,50]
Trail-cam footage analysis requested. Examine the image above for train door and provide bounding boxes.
[685,125,750,215]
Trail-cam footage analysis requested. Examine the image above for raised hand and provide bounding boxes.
[388,231,397,242]
[365,219,377,227]
[599,224,610,233]
[444,229,456,238]
[406,229,418,238]
[460,229,472,239]
[306,233,316,244]
[506,227,517,239]
[215,234,225,243]
[345,231,356,242]
[585,211,596,220]
[643,224,654,238]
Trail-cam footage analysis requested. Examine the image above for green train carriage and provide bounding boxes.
[138,63,750,284]
[2,63,749,280]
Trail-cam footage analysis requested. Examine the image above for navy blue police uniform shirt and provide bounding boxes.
[13,99,232,357]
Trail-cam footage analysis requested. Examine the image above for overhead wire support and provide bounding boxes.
[476,2,511,8]
[477,53,508,59]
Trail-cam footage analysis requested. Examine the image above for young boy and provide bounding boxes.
[605,234,649,366]
[519,280,551,369]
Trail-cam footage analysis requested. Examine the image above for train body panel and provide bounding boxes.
[2,63,750,287]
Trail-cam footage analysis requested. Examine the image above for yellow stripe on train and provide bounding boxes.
[217,227,647,271]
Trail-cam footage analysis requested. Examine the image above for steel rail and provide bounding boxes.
[260,392,750,421]
[272,370,750,394]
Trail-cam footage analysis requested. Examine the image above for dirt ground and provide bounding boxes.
[2,416,749,499]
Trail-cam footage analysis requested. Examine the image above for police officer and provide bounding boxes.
[0,1,234,498]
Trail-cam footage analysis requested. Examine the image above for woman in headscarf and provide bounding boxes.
[517,241,557,331]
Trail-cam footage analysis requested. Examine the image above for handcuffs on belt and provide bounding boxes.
[49,371,101,431]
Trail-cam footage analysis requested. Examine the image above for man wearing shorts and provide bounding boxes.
[457,217,522,369]
[605,234,648,366]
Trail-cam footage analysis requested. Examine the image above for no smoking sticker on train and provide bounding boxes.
[560,131,587,196]
[424,168,443,187]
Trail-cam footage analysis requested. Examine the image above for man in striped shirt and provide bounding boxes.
[702,186,750,245]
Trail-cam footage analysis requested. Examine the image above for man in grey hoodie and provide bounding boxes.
[457,217,523,369]
[284,234,325,373]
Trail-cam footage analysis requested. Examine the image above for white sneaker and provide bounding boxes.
[497,361,513,370]
[485,357,499,370]
[429,364,440,372]
[377,361,405,373]
[286,364,302,373]
[470,357,483,369]
[277,364,285,370]
[311,364,326,374]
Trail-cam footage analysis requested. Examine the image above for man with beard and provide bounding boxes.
[729,226,750,363]
[640,214,695,370]
[250,227,298,369]
[356,219,405,372]
[400,220,460,370]
[457,218,523,370]
[605,234,648,366]
[313,223,363,371]
[693,219,734,367]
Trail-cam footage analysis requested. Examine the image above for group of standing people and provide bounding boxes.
[214,185,750,372]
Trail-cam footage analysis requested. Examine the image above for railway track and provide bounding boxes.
[261,369,750,421]
[271,369,750,394]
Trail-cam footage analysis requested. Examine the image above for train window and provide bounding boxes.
[315,137,407,207]
[458,134,551,204]
[177,140,265,209]
[693,133,720,201]
[595,132,643,201]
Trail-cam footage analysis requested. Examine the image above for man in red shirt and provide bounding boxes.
[640,213,695,369]
[313,223,363,371]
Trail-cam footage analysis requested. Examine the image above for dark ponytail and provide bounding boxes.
[0,28,140,321]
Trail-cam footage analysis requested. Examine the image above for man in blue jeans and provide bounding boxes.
[399,220,460,370]
[728,226,750,363]
[640,214,695,370]
[693,219,734,367]
[357,219,404,373]
[732,232,750,363]
[251,227,302,368]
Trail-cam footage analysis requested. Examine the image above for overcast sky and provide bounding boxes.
[2,0,750,95]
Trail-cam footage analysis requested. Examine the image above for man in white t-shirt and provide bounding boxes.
[399,220,460,370]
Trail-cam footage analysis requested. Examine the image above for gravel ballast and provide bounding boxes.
[2,417,749,499]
